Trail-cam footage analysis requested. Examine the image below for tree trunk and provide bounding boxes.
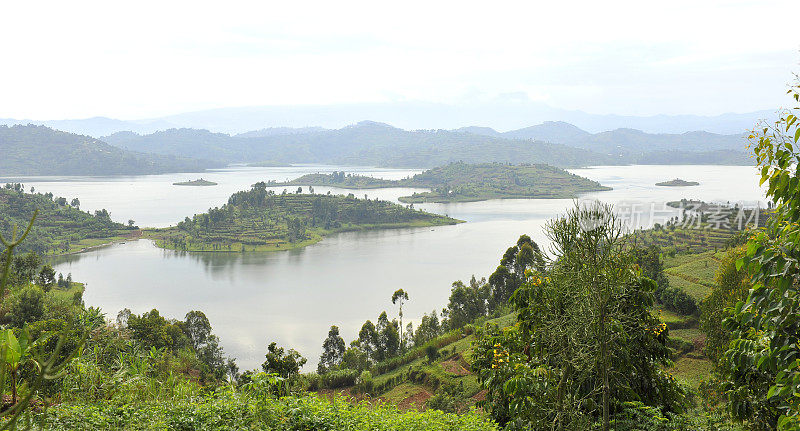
[600,303,609,431]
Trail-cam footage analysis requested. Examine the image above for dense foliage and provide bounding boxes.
[0,125,218,175]
[472,203,683,430]
[722,78,800,430]
[0,184,134,255]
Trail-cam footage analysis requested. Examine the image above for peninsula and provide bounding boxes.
[274,162,611,203]
[145,184,461,252]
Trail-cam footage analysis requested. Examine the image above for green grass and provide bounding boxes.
[663,250,725,301]
[670,357,715,389]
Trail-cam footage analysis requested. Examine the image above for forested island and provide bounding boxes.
[0,183,137,255]
[173,178,218,186]
[277,162,611,202]
[656,178,700,187]
[145,184,461,252]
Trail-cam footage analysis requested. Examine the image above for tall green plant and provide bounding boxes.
[0,212,84,429]
[725,77,800,430]
[472,202,680,430]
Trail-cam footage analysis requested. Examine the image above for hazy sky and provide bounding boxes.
[1,0,797,120]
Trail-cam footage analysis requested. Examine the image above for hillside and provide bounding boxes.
[399,162,611,202]
[461,122,749,162]
[0,183,136,255]
[0,125,219,176]
[103,122,614,168]
[145,186,461,252]
[102,121,752,169]
[278,163,611,202]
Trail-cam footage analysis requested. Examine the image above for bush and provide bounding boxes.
[304,368,360,391]
[658,287,698,316]
[354,370,374,395]
[425,345,439,363]
[33,391,498,430]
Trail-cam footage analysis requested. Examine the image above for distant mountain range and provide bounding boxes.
[0,125,221,176]
[0,118,752,177]
[102,120,750,168]
[0,100,774,137]
[457,121,745,154]
[102,121,616,168]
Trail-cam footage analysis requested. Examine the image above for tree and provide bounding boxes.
[391,289,409,351]
[358,320,378,361]
[724,77,800,430]
[70,198,80,209]
[36,264,56,288]
[262,342,306,378]
[183,310,226,377]
[318,325,345,374]
[376,312,399,360]
[9,286,45,327]
[183,310,212,350]
[488,235,545,308]
[472,202,681,429]
[414,310,441,346]
[445,276,489,329]
[127,309,188,350]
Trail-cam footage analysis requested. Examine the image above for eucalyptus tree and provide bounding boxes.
[391,289,409,350]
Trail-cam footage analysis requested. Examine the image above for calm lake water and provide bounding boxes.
[3,164,765,370]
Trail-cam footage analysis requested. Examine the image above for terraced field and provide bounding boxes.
[663,250,725,301]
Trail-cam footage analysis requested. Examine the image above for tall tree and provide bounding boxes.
[318,325,346,373]
[391,289,409,351]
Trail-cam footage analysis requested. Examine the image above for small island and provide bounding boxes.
[273,162,611,203]
[173,178,218,186]
[145,184,462,252]
[656,178,699,187]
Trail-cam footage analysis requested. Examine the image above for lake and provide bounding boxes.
[3,164,765,370]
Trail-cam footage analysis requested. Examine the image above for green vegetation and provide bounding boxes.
[656,178,700,187]
[399,163,611,203]
[0,183,136,255]
[0,125,218,175]
[721,79,800,430]
[172,178,218,186]
[276,172,396,189]
[279,163,611,203]
[146,184,461,252]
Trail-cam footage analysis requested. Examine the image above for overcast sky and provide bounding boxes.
[1,0,797,120]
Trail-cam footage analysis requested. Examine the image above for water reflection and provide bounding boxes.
[39,164,766,370]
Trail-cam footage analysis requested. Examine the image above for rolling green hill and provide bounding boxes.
[278,163,611,202]
[0,125,219,176]
[145,186,461,252]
